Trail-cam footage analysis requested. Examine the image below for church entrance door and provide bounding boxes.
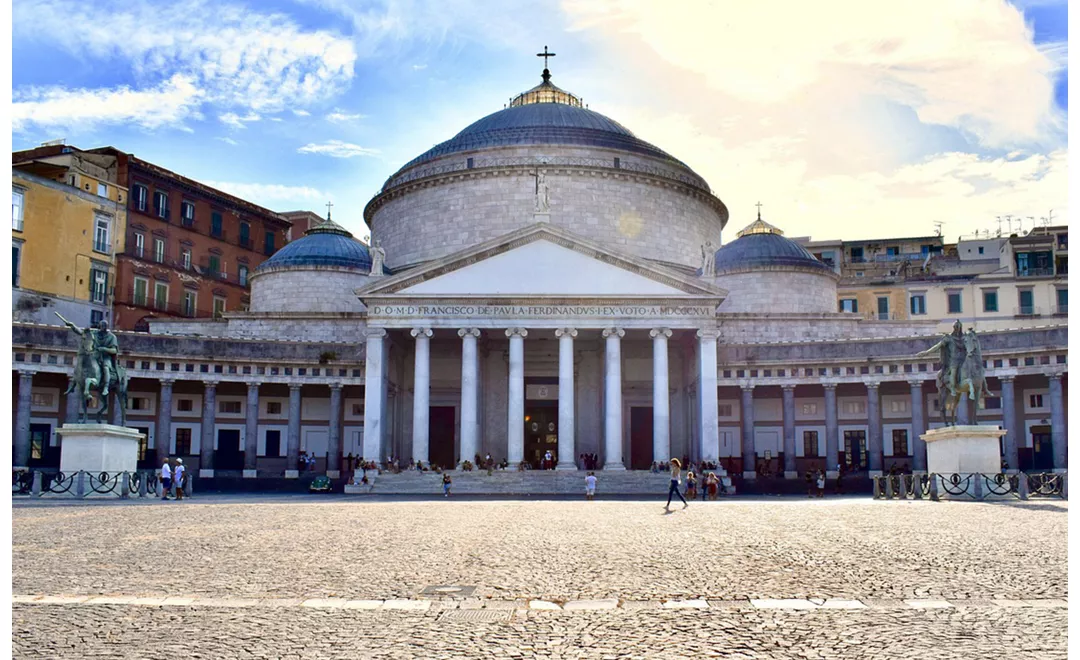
[216,430,243,470]
[428,406,456,470]
[629,407,653,470]
[524,404,557,469]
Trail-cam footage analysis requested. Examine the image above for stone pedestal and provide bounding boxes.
[58,424,143,474]
[922,425,1004,475]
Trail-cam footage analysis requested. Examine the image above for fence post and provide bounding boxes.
[872,477,881,499]
[1018,474,1029,500]
[972,473,983,500]
[185,473,193,498]
[138,472,147,498]
[929,474,939,501]
[31,472,42,497]
[1062,474,1067,500]
[120,472,130,499]
[885,476,893,499]
[156,477,164,498]
[76,471,87,499]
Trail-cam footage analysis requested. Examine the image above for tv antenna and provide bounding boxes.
[933,221,943,237]
[995,216,1004,237]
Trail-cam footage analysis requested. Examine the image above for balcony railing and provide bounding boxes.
[92,240,111,254]
[1017,267,1055,277]
[1054,304,1067,315]
[1015,305,1041,316]
[118,288,205,318]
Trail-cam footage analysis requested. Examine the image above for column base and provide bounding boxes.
[243,469,257,478]
[742,470,756,480]
[603,462,626,471]
[868,469,884,478]
[783,470,799,479]
[284,470,299,479]
[326,470,341,479]
[198,469,214,478]
[555,462,577,471]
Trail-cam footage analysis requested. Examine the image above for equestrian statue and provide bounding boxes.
[56,313,129,426]
[915,320,990,425]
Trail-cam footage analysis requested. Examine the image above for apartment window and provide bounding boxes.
[265,430,281,457]
[889,400,908,414]
[13,240,22,287]
[97,182,108,198]
[129,396,150,411]
[264,231,276,255]
[153,191,169,220]
[90,268,108,304]
[238,265,248,287]
[351,404,364,416]
[909,294,926,316]
[177,399,194,412]
[1058,234,1067,250]
[843,401,866,415]
[177,201,194,227]
[93,214,111,253]
[1029,394,1044,409]
[182,291,197,317]
[210,211,223,238]
[154,282,168,311]
[133,184,148,212]
[31,392,54,407]
[175,428,192,455]
[718,404,733,417]
[1018,289,1034,315]
[891,429,909,456]
[219,400,242,414]
[239,222,250,247]
[840,298,858,313]
[978,246,985,255]
[133,277,149,306]
[1056,288,1067,314]
[181,248,191,270]
[983,290,998,313]
[90,310,105,326]
[154,238,165,263]
[850,247,864,262]
[213,297,226,318]
[801,403,818,415]
[267,401,282,415]
[947,292,962,314]
[876,296,889,320]
[208,255,220,276]
[134,232,145,258]
[12,187,24,231]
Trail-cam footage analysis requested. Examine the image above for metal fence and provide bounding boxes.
[12,469,193,499]
[872,472,1066,501]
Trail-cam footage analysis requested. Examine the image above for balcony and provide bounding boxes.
[118,288,204,318]
[92,240,111,254]
[1017,267,1055,278]
[1015,305,1041,316]
[1054,304,1067,315]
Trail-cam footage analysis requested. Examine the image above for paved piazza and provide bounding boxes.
[12,498,1068,658]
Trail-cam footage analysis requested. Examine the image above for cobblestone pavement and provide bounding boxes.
[12,498,1068,657]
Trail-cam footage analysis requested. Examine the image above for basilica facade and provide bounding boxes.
[12,68,1068,482]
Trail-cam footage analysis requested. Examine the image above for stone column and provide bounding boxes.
[410,327,433,466]
[199,381,217,478]
[782,385,797,478]
[14,371,34,469]
[156,379,174,466]
[909,380,926,472]
[285,384,302,478]
[866,382,882,476]
[458,328,481,469]
[243,381,259,478]
[555,328,577,470]
[1049,374,1066,472]
[363,329,387,464]
[602,327,626,470]
[328,383,343,478]
[740,385,755,478]
[999,376,1018,472]
[697,329,720,465]
[506,328,528,465]
[824,384,839,477]
[651,328,672,465]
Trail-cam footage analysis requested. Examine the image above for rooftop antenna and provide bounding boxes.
[995,216,1003,237]
[1005,214,1014,234]
[933,221,943,237]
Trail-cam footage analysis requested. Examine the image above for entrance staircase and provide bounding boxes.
[346,469,734,496]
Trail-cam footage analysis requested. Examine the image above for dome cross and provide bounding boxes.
[536,45,556,68]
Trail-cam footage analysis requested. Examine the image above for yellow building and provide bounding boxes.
[12,152,127,327]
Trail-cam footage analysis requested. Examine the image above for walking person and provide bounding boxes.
[160,459,173,500]
[173,458,186,500]
[585,472,597,501]
[442,472,452,497]
[665,459,688,511]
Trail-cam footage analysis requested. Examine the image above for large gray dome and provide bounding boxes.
[257,219,373,272]
[712,218,833,275]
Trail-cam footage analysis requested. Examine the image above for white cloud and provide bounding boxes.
[293,109,312,117]
[326,110,367,122]
[216,137,239,145]
[203,181,328,206]
[298,140,381,158]
[13,0,356,131]
[219,112,261,128]
[412,64,427,70]
[12,74,202,131]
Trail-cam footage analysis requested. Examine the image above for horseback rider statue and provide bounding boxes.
[56,312,129,425]
[915,320,989,425]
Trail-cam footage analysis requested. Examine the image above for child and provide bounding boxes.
[585,472,597,501]
[816,470,825,498]
[442,472,452,497]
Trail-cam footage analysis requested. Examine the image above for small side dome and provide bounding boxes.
[712,216,834,275]
[257,217,373,272]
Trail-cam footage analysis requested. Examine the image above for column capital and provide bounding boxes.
[822,382,838,391]
[906,379,925,388]
[330,382,343,391]
[998,374,1016,383]
[602,327,625,339]
[650,327,672,339]
[554,327,578,338]
[696,328,720,341]
[781,384,796,393]
[202,379,219,388]
[17,369,35,380]
[245,380,262,390]
[457,327,481,338]
[865,381,880,391]
[364,328,388,339]
[505,327,528,338]
[1048,372,1063,383]
[410,327,433,338]
[160,377,177,386]
[740,383,755,393]
[289,383,303,392]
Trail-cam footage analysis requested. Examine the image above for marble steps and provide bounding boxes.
[347,471,707,495]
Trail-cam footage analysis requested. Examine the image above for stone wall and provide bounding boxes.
[715,270,838,314]
[151,314,367,344]
[368,145,725,271]
[717,314,939,345]
[250,268,369,313]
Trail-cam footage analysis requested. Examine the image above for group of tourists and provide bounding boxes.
[579,453,600,470]
[685,470,726,501]
[159,457,186,500]
[298,451,319,472]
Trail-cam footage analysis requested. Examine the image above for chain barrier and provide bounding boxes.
[873,472,1066,501]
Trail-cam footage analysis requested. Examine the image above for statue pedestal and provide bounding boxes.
[922,425,1004,475]
[58,424,143,474]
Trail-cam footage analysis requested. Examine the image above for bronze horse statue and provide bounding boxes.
[59,313,129,425]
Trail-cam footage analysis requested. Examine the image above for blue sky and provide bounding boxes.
[12,0,1068,243]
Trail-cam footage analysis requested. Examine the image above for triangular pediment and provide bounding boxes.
[357,224,726,300]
